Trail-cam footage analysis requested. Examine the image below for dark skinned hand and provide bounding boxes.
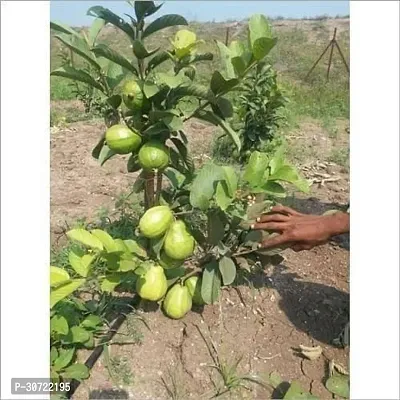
[251,205,350,252]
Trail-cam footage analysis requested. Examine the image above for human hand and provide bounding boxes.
[251,205,349,252]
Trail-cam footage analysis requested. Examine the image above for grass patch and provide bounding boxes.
[328,148,349,170]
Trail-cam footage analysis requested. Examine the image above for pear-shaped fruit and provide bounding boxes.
[163,283,192,319]
[138,141,170,171]
[136,265,167,301]
[122,80,150,112]
[185,276,204,305]
[164,220,195,260]
[105,124,142,154]
[159,251,184,270]
[139,206,174,239]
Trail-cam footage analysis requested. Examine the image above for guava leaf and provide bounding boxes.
[163,168,186,189]
[219,257,236,285]
[143,80,160,98]
[90,229,116,252]
[170,137,194,175]
[68,251,95,278]
[326,375,350,398]
[88,18,105,46]
[87,6,136,40]
[107,94,122,109]
[132,40,159,59]
[142,14,188,39]
[50,21,80,36]
[92,44,138,75]
[105,61,125,89]
[119,259,137,272]
[66,229,103,250]
[259,181,286,197]
[50,266,70,287]
[61,363,89,381]
[201,260,221,304]
[208,211,225,245]
[51,315,69,336]
[92,136,105,160]
[51,66,105,92]
[127,154,141,173]
[189,163,224,210]
[101,274,122,292]
[98,144,117,166]
[216,181,232,211]
[50,347,59,364]
[252,37,277,60]
[80,315,103,329]
[156,71,189,88]
[248,14,277,60]
[134,1,162,21]
[210,71,239,95]
[55,34,101,71]
[50,279,85,309]
[283,381,319,399]
[53,348,75,372]
[146,51,173,73]
[243,151,269,187]
[269,147,285,174]
[269,165,299,182]
[163,114,184,131]
[124,239,148,258]
[215,41,236,79]
[169,83,213,104]
[213,97,234,119]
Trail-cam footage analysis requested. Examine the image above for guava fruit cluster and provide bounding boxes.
[135,205,205,319]
[103,79,170,171]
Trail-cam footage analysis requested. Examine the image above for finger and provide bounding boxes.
[256,214,289,223]
[292,243,308,252]
[251,222,287,231]
[270,205,302,216]
[258,233,290,249]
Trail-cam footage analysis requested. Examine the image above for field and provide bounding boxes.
[51,15,350,399]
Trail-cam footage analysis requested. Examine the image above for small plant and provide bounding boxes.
[109,356,134,386]
[213,61,287,163]
[160,367,187,400]
[196,325,270,397]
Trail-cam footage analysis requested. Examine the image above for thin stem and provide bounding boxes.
[174,210,195,216]
[183,62,258,123]
[155,171,162,205]
[179,267,203,282]
[232,248,256,257]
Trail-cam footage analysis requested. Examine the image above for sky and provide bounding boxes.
[50,1,349,26]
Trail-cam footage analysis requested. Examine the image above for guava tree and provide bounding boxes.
[50,1,309,319]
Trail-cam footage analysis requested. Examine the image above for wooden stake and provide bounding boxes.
[326,28,337,81]
[305,28,349,82]
[225,27,230,46]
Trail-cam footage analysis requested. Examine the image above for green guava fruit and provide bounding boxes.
[164,220,195,260]
[122,80,149,112]
[159,251,184,270]
[105,124,142,154]
[138,141,170,171]
[139,206,174,239]
[163,283,192,319]
[136,265,167,301]
[185,276,204,305]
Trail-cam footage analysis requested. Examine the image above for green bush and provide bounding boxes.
[213,62,287,163]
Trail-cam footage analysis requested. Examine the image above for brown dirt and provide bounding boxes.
[51,118,349,399]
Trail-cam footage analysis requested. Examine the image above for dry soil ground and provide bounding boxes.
[50,115,349,399]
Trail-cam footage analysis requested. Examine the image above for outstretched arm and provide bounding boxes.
[252,205,349,252]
